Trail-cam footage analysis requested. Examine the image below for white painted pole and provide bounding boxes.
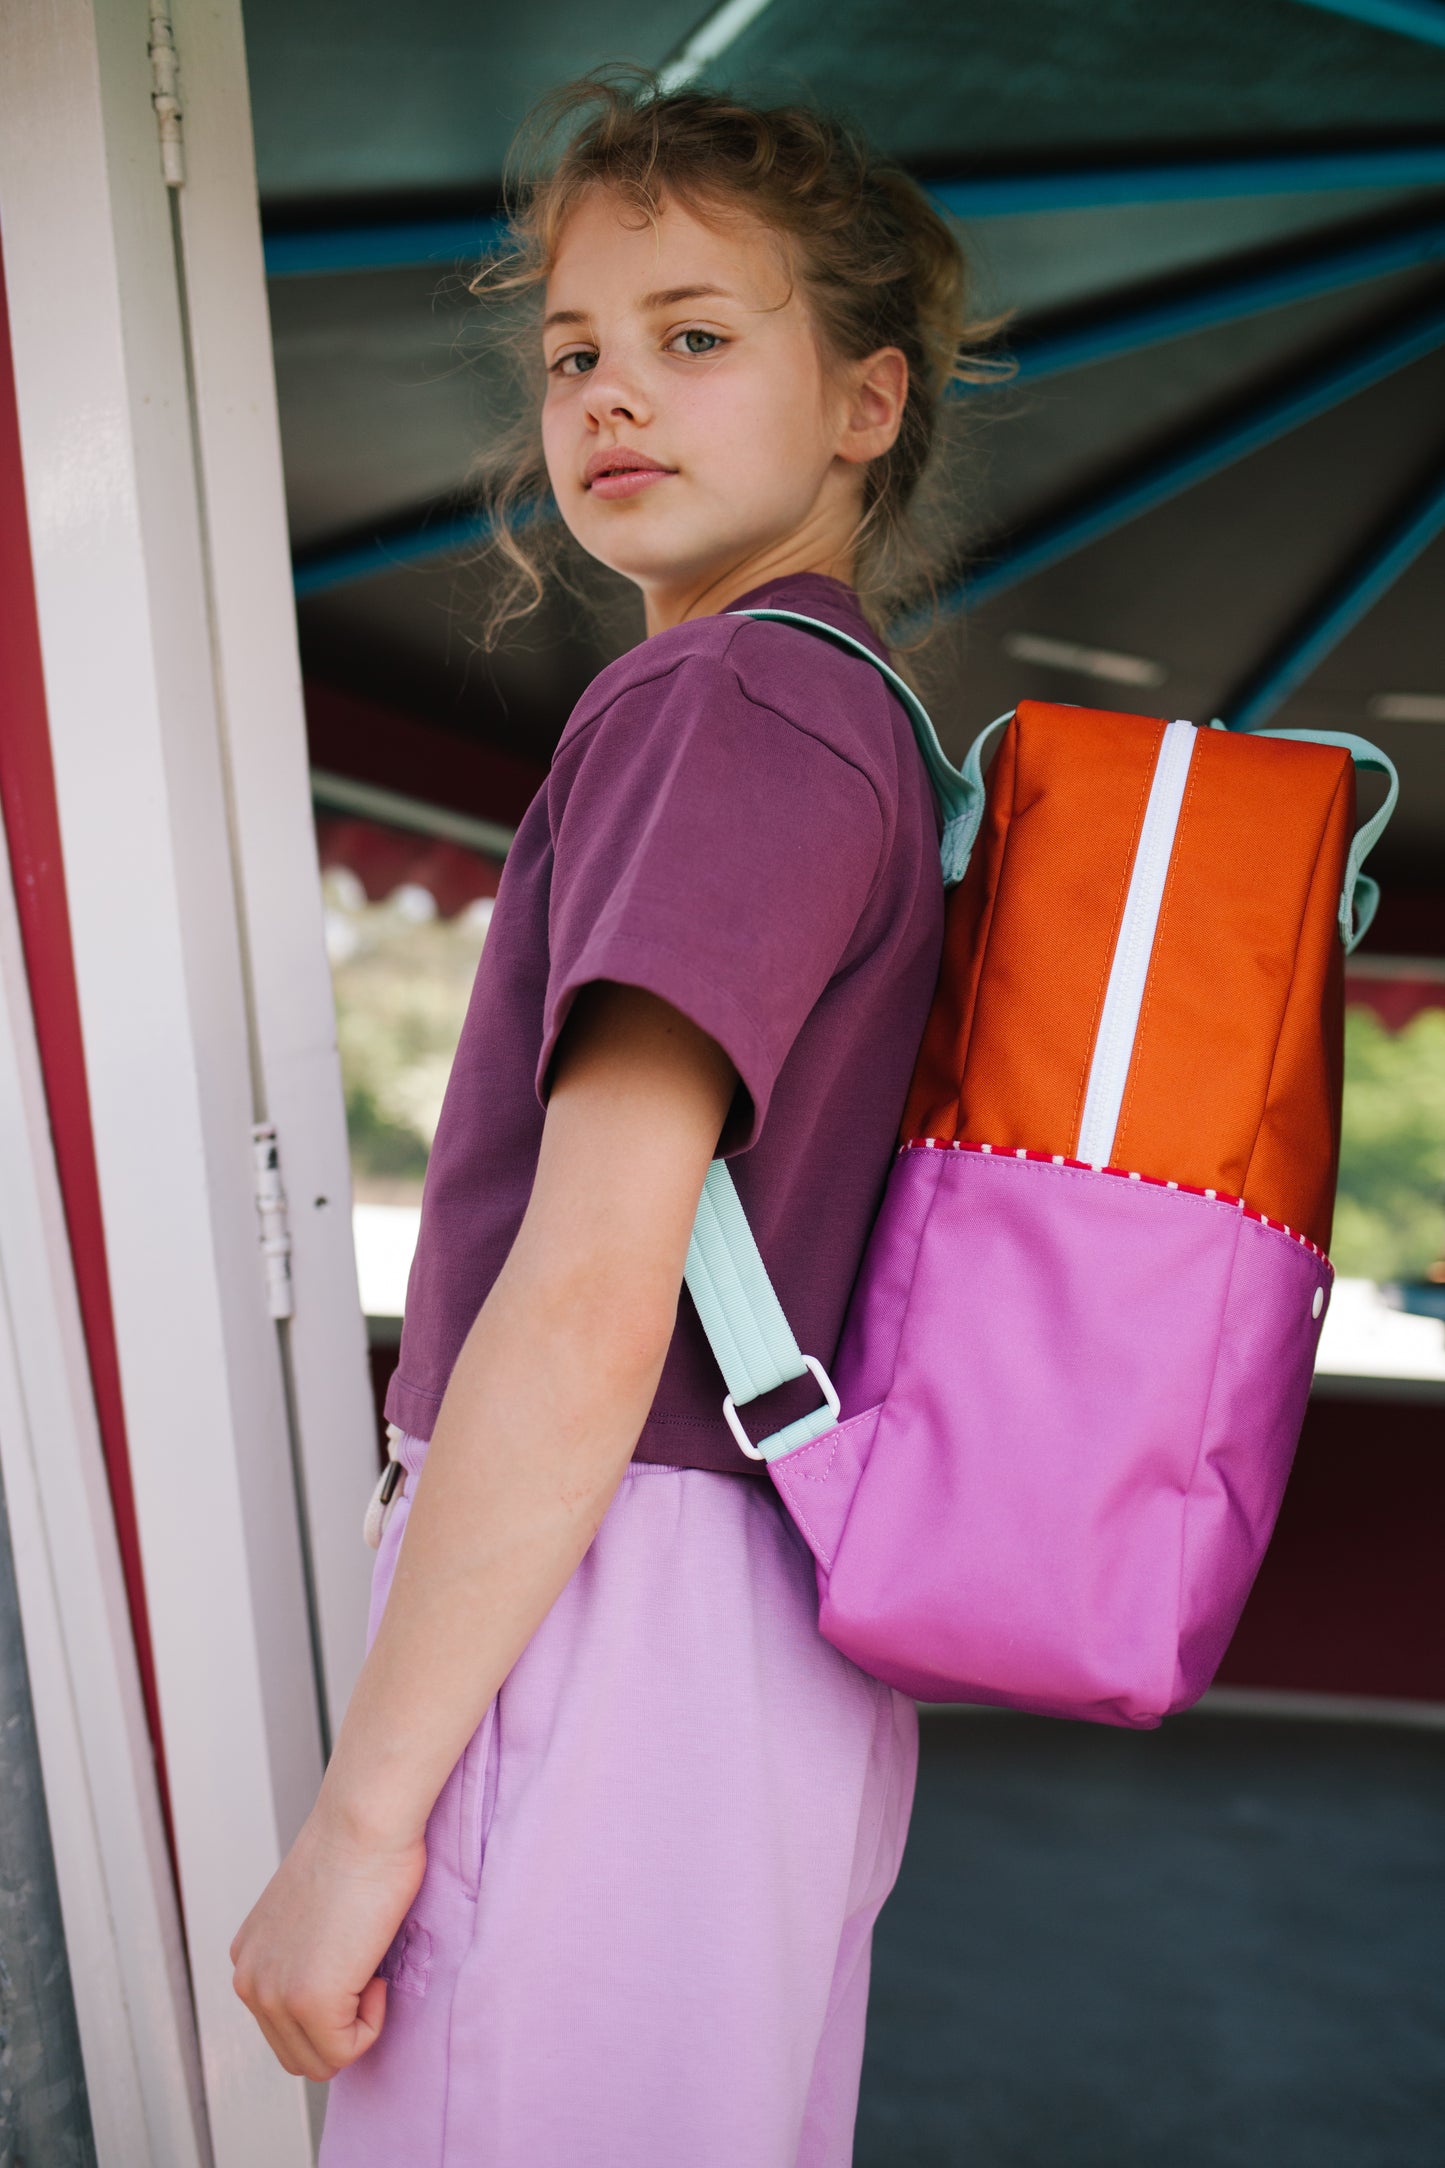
[0,812,211,2168]
[167,0,376,1740]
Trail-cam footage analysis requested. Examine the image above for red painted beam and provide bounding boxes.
[314,815,503,917]
[1358,883,1445,959]
[0,237,172,1839]
[303,678,547,831]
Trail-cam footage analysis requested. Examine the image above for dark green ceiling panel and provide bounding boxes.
[715,0,1445,163]
[243,0,704,203]
[963,190,1431,320]
[244,0,1445,207]
[268,268,496,548]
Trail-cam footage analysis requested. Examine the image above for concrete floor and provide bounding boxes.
[856,1708,1445,2168]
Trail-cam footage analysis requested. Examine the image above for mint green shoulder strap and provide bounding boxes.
[690,609,1004,1460]
[685,1165,841,1462]
[728,608,1006,887]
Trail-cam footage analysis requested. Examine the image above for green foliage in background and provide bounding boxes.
[342,1079,431,1182]
[325,872,491,1201]
[1332,1006,1445,1282]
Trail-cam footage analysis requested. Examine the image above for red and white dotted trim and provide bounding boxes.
[900,1135,1331,1266]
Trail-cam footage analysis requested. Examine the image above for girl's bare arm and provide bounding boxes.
[327,975,737,1841]
[230,981,737,2078]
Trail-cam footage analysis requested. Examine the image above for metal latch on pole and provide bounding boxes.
[251,1124,295,1321]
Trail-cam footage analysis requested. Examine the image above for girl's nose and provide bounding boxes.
[583,350,651,428]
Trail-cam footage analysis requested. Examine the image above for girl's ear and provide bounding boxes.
[836,347,908,468]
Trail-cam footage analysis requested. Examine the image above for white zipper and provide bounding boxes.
[1075,719,1197,1168]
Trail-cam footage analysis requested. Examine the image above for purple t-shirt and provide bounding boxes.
[384,572,944,1474]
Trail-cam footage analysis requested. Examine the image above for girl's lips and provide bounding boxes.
[586,466,675,500]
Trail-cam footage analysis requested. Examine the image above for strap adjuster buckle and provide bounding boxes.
[722,1354,840,1462]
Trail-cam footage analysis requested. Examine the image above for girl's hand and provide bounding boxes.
[229,1805,426,2080]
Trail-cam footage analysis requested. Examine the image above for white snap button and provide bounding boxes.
[1311,1286,1325,1320]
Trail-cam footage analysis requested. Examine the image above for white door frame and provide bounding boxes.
[0,0,374,2156]
[0,806,210,2168]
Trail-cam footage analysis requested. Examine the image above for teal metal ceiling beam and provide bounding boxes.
[292,507,494,597]
[927,143,1445,217]
[1222,447,1445,730]
[1287,0,1445,50]
[994,205,1445,384]
[264,143,1445,277]
[264,215,509,279]
[291,492,549,599]
[925,283,1445,622]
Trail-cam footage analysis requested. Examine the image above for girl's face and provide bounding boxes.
[540,190,906,631]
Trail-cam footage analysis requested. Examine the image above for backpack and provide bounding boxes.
[684,608,1398,1729]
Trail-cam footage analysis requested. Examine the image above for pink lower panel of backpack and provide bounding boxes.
[769,1145,1331,1728]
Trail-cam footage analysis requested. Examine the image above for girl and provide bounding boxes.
[232,74,996,2167]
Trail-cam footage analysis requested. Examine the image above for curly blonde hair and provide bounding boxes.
[463,69,1009,647]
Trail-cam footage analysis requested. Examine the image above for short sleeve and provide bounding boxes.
[536,651,885,1155]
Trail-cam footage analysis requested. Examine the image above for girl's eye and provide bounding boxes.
[552,349,597,377]
[670,328,723,356]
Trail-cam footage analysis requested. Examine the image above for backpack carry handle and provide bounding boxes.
[1232,726,1399,953]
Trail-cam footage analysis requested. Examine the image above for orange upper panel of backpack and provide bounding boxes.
[900,701,1354,1255]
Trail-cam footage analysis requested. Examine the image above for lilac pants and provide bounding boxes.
[319,1449,919,2168]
